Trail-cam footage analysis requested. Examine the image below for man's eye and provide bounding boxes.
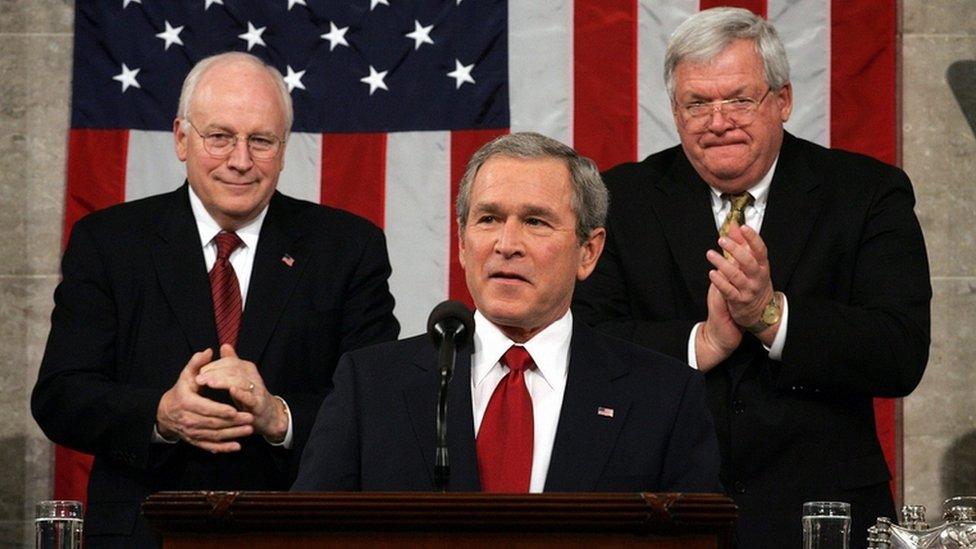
[207,133,233,145]
[249,136,276,150]
[477,215,496,224]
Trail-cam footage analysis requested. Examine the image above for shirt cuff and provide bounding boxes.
[687,322,703,370]
[266,396,293,449]
[152,425,178,444]
[763,292,789,360]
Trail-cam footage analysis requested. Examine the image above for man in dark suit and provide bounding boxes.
[572,8,930,548]
[31,52,399,547]
[293,132,721,494]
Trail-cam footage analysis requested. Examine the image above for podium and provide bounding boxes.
[143,491,736,548]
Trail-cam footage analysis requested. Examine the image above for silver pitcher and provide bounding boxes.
[867,497,976,548]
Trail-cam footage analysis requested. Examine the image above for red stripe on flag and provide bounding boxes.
[698,0,768,18]
[831,0,900,500]
[831,0,897,164]
[573,0,637,170]
[320,133,387,228]
[58,128,129,505]
[64,129,128,247]
[449,129,508,309]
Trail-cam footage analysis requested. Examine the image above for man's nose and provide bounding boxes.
[226,138,254,171]
[495,219,525,257]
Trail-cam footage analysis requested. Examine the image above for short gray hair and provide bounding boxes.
[455,132,608,244]
[664,7,790,99]
[177,52,294,136]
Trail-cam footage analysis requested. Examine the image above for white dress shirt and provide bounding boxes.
[686,158,790,368]
[153,186,293,447]
[470,310,573,493]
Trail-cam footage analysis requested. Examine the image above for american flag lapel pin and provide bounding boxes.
[597,406,614,418]
[281,254,295,267]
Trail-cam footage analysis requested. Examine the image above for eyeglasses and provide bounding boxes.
[184,119,285,160]
[676,88,772,133]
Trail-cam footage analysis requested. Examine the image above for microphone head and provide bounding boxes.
[427,300,475,348]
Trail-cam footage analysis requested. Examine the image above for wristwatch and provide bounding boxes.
[746,292,781,334]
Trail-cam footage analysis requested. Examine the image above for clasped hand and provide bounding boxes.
[156,344,288,453]
[695,222,777,372]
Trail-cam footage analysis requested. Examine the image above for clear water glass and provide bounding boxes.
[803,501,851,549]
[35,500,83,549]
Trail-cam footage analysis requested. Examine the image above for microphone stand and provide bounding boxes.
[433,330,457,492]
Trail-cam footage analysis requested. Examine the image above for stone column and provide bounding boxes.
[0,1,73,546]
[902,0,976,519]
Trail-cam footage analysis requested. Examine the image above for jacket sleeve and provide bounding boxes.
[31,219,167,469]
[777,167,931,397]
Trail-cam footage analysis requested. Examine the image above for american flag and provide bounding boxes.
[60,0,900,503]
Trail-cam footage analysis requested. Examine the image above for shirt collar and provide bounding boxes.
[708,154,779,211]
[471,309,573,391]
[187,184,268,251]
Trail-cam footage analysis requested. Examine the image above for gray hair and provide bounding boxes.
[664,7,790,99]
[177,52,294,136]
[455,132,608,244]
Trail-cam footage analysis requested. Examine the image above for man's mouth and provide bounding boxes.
[490,271,529,283]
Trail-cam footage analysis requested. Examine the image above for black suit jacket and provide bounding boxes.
[573,133,931,549]
[31,185,399,547]
[292,320,721,494]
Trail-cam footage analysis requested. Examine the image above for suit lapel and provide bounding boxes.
[761,133,824,290]
[403,345,480,492]
[152,185,217,353]
[544,323,630,492]
[648,155,719,311]
[236,193,309,363]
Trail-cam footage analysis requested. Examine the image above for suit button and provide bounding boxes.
[733,400,745,414]
[733,481,746,494]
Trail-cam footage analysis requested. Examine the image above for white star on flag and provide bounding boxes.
[287,0,307,10]
[155,21,184,51]
[122,0,141,7]
[284,65,306,92]
[204,0,223,9]
[405,20,434,50]
[360,65,389,95]
[321,22,350,51]
[447,59,475,89]
[370,0,390,11]
[238,22,267,51]
[112,63,141,93]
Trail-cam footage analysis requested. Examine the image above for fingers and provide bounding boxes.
[183,348,214,379]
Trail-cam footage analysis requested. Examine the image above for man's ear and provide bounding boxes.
[174,118,189,162]
[576,227,606,281]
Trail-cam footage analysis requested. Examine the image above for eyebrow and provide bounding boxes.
[472,202,558,219]
[684,86,752,101]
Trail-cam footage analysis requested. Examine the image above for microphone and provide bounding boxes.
[426,300,474,491]
[427,300,475,350]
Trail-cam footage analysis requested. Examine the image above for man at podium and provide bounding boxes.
[293,132,721,494]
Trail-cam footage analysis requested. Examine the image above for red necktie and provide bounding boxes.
[477,345,535,493]
[210,231,243,347]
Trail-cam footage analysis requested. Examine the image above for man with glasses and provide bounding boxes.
[32,52,399,547]
[573,8,930,548]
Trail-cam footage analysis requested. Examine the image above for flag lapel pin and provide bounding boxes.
[281,254,295,267]
[597,406,614,418]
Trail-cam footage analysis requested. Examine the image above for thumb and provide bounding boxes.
[220,343,239,359]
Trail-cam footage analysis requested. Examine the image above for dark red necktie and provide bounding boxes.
[210,231,243,347]
[477,345,535,493]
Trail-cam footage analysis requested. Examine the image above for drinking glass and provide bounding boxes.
[35,500,83,549]
[803,501,851,549]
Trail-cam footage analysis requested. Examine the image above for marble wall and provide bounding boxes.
[0,0,73,546]
[0,0,972,546]
[901,0,976,520]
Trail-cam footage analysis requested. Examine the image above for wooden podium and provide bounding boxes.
[143,491,736,548]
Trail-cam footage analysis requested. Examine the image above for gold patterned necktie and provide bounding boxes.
[719,192,755,259]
